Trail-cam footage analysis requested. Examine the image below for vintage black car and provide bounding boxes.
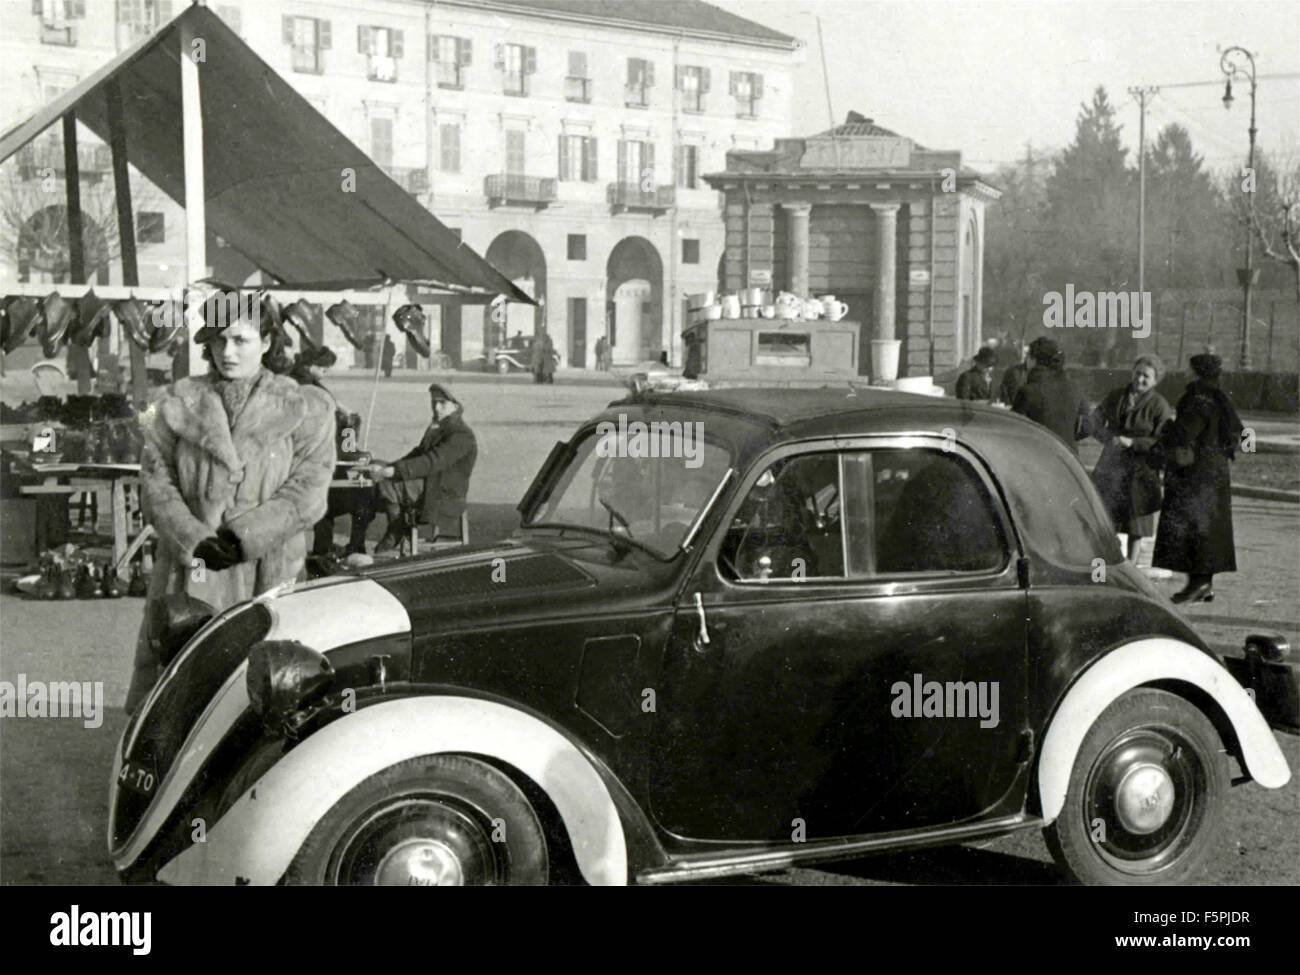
[110,388,1292,886]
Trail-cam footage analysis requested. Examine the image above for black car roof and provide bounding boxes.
[624,386,1039,442]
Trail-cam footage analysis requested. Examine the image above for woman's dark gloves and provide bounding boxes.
[193,528,245,572]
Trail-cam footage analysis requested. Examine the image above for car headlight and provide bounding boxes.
[246,640,335,721]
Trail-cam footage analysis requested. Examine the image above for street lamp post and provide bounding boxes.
[1221,45,1258,371]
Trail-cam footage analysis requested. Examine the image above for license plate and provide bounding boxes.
[117,757,158,797]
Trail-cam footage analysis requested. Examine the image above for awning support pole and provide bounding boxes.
[180,20,206,380]
[105,79,148,411]
[62,113,91,393]
[62,114,85,284]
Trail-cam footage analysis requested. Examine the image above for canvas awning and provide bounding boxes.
[0,3,532,303]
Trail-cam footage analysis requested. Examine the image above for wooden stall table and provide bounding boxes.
[19,462,146,571]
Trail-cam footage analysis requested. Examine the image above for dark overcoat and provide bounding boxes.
[1012,366,1090,455]
[954,366,992,402]
[392,411,478,529]
[1152,381,1242,575]
[1090,385,1173,532]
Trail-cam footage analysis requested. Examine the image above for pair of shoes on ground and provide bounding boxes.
[1171,581,1214,604]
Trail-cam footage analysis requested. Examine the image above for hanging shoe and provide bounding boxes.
[102,565,124,598]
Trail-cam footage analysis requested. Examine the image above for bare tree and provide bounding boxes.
[1230,149,1300,307]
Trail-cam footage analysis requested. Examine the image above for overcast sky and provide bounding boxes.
[717,0,1300,175]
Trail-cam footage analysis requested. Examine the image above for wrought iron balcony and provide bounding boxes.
[607,182,676,213]
[485,174,557,208]
[624,83,649,108]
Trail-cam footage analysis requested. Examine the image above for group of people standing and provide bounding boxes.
[956,338,1245,605]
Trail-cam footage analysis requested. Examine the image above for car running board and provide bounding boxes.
[637,813,1042,885]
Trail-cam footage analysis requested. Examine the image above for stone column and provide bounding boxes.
[782,203,812,295]
[870,203,900,340]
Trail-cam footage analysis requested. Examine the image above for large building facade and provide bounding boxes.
[1,0,803,368]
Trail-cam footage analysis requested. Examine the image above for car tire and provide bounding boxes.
[284,754,549,886]
[1044,688,1227,886]
[497,359,511,374]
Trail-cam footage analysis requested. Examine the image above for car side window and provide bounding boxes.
[847,448,1006,575]
[719,453,845,581]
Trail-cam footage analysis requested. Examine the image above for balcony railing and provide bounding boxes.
[485,174,557,207]
[607,182,675,212]
[41,24,77,46]
[565,76,591,103]
[624,83,649,108]
[368,55,397,82]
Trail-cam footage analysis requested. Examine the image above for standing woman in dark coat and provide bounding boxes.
[1090,354,1173,560]
[1153,354,1245,604]
[1012,337,1091,454]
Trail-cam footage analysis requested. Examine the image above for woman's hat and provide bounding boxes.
[70,291,114,347]
[2,296,42,354]
[326,300,365,349]
[39,292,75,357]
[1028,336,1063,367]
[973,347,997,367]
[1190,352,1222,379]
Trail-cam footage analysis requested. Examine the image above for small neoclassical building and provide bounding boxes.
[704,113,1000,378]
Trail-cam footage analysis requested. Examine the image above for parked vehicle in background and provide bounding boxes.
[477,334,559,374]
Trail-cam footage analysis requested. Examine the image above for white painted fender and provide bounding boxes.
[1038,637,1292,823]
[156,697,628,886]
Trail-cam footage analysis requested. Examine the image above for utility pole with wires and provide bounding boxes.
[1128,86,1159,296]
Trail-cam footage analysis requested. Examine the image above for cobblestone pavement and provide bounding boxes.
[1,375,1296,884]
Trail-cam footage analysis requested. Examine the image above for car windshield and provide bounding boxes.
[525,419,733,558]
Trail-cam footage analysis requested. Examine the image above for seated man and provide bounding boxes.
[352,383,477,554]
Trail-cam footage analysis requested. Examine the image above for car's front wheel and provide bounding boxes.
[496,358,511,374]
[1044,688,1227,885]
[285,754,549,885]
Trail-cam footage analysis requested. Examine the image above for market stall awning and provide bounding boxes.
[0,4,532,302]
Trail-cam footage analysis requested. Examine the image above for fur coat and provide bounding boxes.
[125,369,335,713]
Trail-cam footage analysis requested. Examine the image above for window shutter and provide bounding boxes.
[459,37,472,66]
[568,50,586,77]
[645,142,655,182]
[319,19,331,50]
[357,25,369,54]
[393,30,404,58]
[281,14,294,44]
[585,137,598,181]
[493,43,505,69]
[754,73,764,98]
[644,60,654,87]
[617,140,627,182]
[626,59,635,85]
[429,34,439,61]
[700,67,710,93]
[674,65,684,89]
[558,134,569,179]
[32,0,42,15]
[524,46,536,74]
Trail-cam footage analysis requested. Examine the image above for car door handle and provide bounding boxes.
[692,592,711,652]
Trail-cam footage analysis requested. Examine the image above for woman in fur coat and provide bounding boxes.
[124,295,336,714]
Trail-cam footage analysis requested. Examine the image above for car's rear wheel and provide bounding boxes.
[285,754,549,885]
[1044,688,1227,885]
[497,358,511,374]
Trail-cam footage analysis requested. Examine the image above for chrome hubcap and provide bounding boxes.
[376,838,465,886]
[1114,762,1175,834]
